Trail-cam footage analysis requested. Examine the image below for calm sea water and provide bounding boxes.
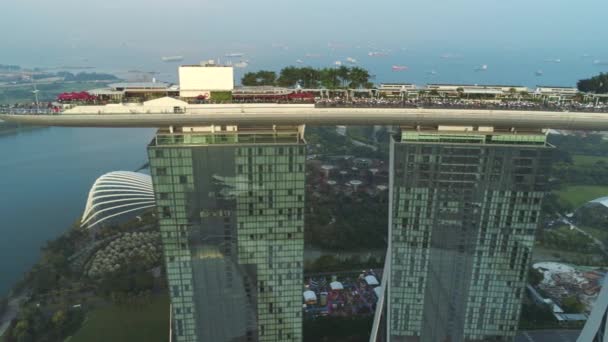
[0,127,155,296]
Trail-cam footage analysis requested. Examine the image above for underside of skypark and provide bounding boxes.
[3,105,608,130]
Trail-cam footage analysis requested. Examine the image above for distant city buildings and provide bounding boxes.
[385,124,552,341]
[148,124,306,342]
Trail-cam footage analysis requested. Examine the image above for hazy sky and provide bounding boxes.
[2,0,608,86]
[3,0,608,53]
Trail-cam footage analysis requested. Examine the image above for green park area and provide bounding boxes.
[70,295,169,342]
[552,153,608,209]
[555,185,608,209]
[572,155,608,167]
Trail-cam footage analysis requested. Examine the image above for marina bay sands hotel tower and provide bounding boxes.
[148,123,307,342]
[148,65,306,342]
[385,125,552,342]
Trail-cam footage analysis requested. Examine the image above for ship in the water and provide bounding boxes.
[535,70,544,76]
[368,51,388,57]
[392,65,408,71]
[161,56,184,62]
[233,61,249,68]
[474,64,488,72]
[225,52,244,58]
[544,58,561,63]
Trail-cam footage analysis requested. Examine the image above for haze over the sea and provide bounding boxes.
[2,0,608,87]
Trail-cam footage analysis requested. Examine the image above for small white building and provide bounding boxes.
[303,290,317,304]
[143,97,188,113]
[365,275,380,286]
[330,281,344,291]
[179,61,234,99]
[425,84,529,98]
[534,86,579,102]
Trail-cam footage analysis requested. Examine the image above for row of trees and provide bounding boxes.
[577,72,608,93]
[305,255,383,274]
[305,190,388,251]
[538,227,597,253]
[6,306,84,342]
[242,66,373,89]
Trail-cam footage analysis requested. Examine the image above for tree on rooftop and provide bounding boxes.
[320,68,340,89]
[348,67,371,89]
[241,71,277,86]
[277,66,303,88]
[337,66,351,88]
[299,67,320,88]
[578,73,608,93]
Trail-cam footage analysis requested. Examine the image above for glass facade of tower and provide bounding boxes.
[148,127,306,342]
[388,127,552,342]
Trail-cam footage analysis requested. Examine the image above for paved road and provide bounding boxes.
[3,106,608,130]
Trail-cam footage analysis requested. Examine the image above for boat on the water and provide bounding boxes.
[161,56,184,62]
[368,51,388,57]
[392,65,408,71]
[474,64,488,71]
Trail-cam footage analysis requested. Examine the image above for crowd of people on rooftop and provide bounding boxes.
[3,94,608,114]
[0,102,59,114]
[314,97,608,112]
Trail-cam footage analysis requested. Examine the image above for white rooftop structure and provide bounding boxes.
[378,83,417,91]
[590,196,608,208]
[365,275,380,286]
[303,290,317,303]
[533,262,587,286]
[179,63,234,98]
[143,97,188,111]
[88,88,124,96]
[330,281,344,291]
[535,86,578,95]
[81,171,155,228]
